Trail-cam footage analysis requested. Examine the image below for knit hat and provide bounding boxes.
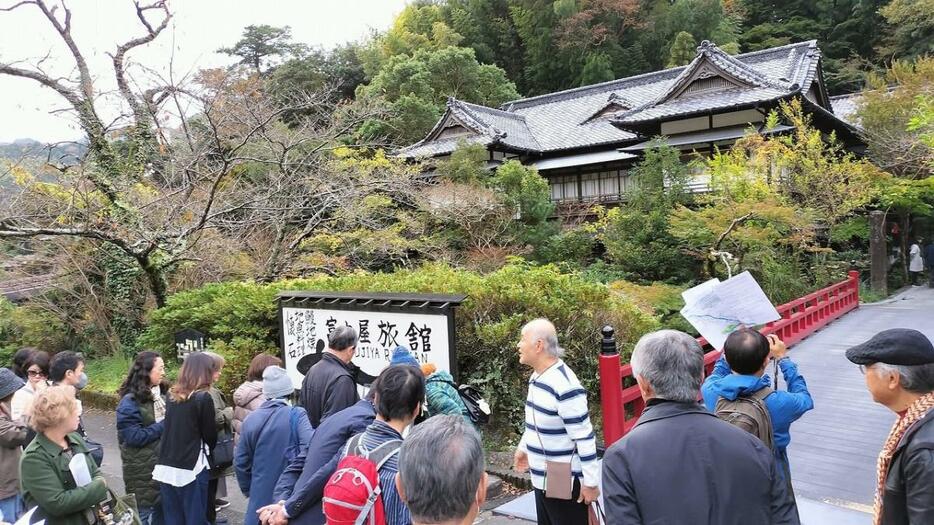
[0,367,25,400]
[390,346,419,368]
[421,363,437,376]
[263,366,294,400]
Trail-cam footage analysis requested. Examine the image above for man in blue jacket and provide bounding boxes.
[702,329,814,516]
[259,381,378,525]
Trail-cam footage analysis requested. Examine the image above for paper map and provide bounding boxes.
[680,271,780,350]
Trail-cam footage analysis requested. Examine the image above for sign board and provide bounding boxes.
[174,328,205,361]
[278,291,466,389]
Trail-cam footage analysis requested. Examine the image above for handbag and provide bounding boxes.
[588,502,606,525]
[426,378,491,426]
[96,489,141,525]
[210,428,235,470]
[457,384,491,426]
[84,438,105,468]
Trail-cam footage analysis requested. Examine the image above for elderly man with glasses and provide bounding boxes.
[846,328,934,525]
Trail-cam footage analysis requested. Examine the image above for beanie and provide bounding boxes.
[389,346,420,368]
[263,366,293,400]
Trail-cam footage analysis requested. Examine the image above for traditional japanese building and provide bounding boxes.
[398,40,863,211]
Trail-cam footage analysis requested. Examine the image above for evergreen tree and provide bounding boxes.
[667,31,697,67]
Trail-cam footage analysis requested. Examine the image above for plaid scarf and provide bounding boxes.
[873,391,934,525]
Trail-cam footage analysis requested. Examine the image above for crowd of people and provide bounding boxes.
[0,317,932,525]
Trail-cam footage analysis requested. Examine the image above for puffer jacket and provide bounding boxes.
[233,380,265,442]
[116,392,165,507]
[425,371,471,423]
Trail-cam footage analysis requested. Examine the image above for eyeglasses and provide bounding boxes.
[27,369,47,378]
[858,365,867,375]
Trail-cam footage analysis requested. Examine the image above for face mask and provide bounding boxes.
[75,372,89,390]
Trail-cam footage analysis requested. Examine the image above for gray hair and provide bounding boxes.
[525,318,565,358]
[328,325,358,351]
[630,329,704,403]
[874,362,934,394]
[398,415,484,523]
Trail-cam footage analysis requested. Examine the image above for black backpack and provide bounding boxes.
[714,387,775,450]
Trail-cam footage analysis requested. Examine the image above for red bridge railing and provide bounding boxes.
[599,270,860,448]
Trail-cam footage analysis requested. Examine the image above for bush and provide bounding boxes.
[0,298,72,360]
[609,281,696,336]
[139,261,657,442]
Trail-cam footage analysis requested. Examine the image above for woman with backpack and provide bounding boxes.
[153,352,218,525]
[234,366,312,525]
[116,351,168,525]
[232,354,282,444]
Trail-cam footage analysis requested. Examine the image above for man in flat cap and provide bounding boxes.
[846,328,934,525]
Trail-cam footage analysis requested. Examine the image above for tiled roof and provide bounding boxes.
[399,40,826,158]
[829,93,862,128]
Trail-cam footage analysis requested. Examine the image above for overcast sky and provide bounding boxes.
[0,0,408,143]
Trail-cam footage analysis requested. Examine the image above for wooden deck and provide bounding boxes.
[787,286,934,511]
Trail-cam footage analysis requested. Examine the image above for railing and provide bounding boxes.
[598,270,860,448]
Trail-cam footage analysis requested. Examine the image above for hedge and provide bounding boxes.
[138,261,657,443]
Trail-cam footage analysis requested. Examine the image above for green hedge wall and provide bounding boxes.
[139,261,657,442]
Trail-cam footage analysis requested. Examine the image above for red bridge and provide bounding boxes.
[599,270,860,447]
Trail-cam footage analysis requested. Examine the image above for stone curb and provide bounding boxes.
[486,466,532,491]
[80,389,120,410]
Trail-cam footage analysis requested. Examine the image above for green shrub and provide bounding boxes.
[139,261,657,442]
[609,281,696,335]
[0,298,72,358]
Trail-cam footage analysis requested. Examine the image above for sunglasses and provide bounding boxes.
[27,369,47,377]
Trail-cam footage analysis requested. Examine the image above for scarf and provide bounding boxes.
[152,386,166,423]
[873,391,934,525]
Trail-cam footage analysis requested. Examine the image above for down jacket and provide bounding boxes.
[233,380,265,442]
[116,392,165,508]
[425,371,471,423]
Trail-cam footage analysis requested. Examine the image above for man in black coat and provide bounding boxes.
[845,328,934,525]
[299,325,360,428]
[602,329,798,525]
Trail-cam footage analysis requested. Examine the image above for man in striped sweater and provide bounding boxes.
[513,318,600,525]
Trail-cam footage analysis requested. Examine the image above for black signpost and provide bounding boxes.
[174,328,205,361]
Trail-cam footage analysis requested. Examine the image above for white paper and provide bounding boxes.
[680,271,781,350]
[13,507,43,525]
[68,453,92,487]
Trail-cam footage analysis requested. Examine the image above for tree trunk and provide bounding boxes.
[900,212,910,282]
[870,210,887,296]
[259,225,288,282]
[141,258,168,308]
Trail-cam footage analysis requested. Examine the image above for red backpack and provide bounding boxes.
[322,434,402,525]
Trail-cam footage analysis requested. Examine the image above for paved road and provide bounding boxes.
[82,409,520,525]
[787,285,934,513]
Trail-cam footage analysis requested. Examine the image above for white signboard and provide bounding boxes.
[680,271,781,350]
[281,306,453,389]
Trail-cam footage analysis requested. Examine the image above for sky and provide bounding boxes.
[0,0,408,143]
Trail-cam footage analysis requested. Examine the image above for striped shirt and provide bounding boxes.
[339,420,410,525]
[519,359,600,490]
